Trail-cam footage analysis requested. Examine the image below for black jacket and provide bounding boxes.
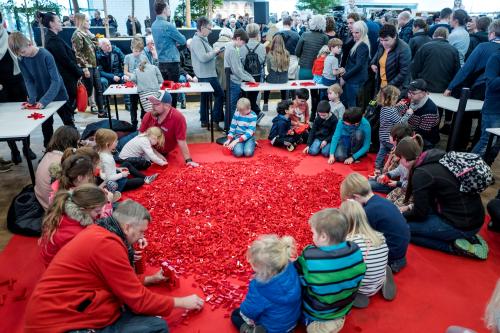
[277,30,300,56]
[408,31,432,58]
[344,42,370,84]
[398,19,414,44]
[371,38,411,92]
[404,149,485,231]
[44,30,83,84]
[269,114,291,140]
[307,114,338,146]
[465,31,489,61]
[295,31,328,69]
[411,39,460,93]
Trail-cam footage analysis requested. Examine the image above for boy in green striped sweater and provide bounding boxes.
[295,208,366,333]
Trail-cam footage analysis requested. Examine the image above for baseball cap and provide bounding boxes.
[147,90,173,105]
[408,79,428,92]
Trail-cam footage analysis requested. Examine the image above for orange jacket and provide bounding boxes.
[312,54,327,76]
[25,224,174,333]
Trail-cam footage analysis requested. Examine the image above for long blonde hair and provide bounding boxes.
[350,21,370,55]
[269,34,289,71]
[143,126,165,147]
[42,184,106,244]
[74,13,87,30]
[317,45,330,57]
[340,200,385,247]
[247,234,296,282]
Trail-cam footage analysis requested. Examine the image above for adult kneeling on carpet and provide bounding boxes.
[120,90,199,167]
[396,136,488,259]
[25,200,204,333]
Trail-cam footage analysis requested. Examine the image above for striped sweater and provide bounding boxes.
[347,234,388,296]
[228,111,257,142]
[295,242,366,322]
[379,104,411,144]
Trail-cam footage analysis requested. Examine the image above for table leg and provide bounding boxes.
[485,133,494,159]
[447,88,470,152]
[208,94,214,143]
[106,96,113,129]
[23,136,36,185]
[113,95,119,120]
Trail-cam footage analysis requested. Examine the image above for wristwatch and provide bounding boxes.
[185,158,193,164]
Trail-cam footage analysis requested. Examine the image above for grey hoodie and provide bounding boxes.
[190,33,218,78]
[224,42,254,84]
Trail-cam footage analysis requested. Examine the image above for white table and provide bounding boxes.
[428,93,484,112]
[240,80,328,92]
[428,91,484,151]
[0,101,66,184]
[103,83,216,141]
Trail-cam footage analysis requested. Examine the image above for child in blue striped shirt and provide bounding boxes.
[375,85,413,172]
[224,98,257,157]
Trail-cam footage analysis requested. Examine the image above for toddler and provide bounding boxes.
[327,84,345,121]
[224,98,257,157]
[269,100,301,151]
[119,127,168,168]
[311,45,329,84]
[303,101,338,157]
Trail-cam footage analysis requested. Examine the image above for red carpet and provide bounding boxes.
[1,141,499,333]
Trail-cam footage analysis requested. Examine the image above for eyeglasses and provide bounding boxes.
[408,90,423,95]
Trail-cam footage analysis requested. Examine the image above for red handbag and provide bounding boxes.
[76,80,88,112]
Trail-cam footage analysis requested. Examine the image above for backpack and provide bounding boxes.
[244,44,262,77]
[438,151,494,194]
[364,100,380,153]
[7,185,44,236]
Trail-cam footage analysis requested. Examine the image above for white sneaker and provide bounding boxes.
[144,173,158,184]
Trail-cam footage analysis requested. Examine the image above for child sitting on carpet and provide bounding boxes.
[295,208,366,333]
[340,200,394,308]
[375,85,413,173]
[328,107,371,165]
[95,128,158,192]
[40,184,107,266]
[303,100,338,157]
[290,88,310,142]
[269,100,301,151]
[118,127,168,168]
[368,124,415,196]
[341,173,410,273]
[231,235,301,333]
[327,84,345,121]
[224,98,257,158]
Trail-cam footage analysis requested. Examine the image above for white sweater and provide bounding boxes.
[99,152,123,182]
[118,135,167,166]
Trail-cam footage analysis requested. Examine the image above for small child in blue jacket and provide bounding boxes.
[231,235,301,333]
[328,107,371,165]
[269,100,301,151]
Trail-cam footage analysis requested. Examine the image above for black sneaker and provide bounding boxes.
[0,164,12,173]
[180,100,186,109]
[0,157,14,167]
[201,122,208,128]
[352,292,370,308]
[256,112,265,125]
[440,123,451,135]
[382,265,397,301]
[98,112,109,118]
[27,149,37,160]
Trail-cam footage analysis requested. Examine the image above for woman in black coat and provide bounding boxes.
[38,12,83,112]
[0,12,36,164]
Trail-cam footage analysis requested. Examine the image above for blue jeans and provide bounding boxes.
[471,112,500,157]
[375,141,394,170]
[178,74,186,103]
[308,138,331,157]
[199,77,224,123]
[334,130,365,161]
[408,214,480,254]
[342,82,361,108]
[67,309,168,333]
[320,77,337,100]
[100,77,110,91]
[368,179,393,194]
[233,137,256,157]
[227,80,242,130]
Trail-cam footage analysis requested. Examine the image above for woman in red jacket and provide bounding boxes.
[40,183,107,266]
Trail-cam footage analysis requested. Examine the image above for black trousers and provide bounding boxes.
[82,67,105,112]
[41,102,76,147]
[159,62,180,108]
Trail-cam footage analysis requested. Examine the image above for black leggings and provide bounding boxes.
[159,62,180,108]
[119,161,145,192]
[41,102,76,147]
[82,67,105,112]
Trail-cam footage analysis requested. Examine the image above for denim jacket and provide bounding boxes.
[151,16,186,63]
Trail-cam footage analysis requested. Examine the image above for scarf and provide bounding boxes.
[0,26,21,76]
[409,95,429,111]
[97,216,135,267]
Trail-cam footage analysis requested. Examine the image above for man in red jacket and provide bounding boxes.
[25,200,204,333]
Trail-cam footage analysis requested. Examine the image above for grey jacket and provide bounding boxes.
[224,43,254,84]
[190,33,218,78]
[130,63,163,93]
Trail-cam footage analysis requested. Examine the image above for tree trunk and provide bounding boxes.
[71,0,80,13]
[103,0,109,37]
[186,0,191,28]
[23,0,33,42]
[207,0,213,20]
[132,0,137,35]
